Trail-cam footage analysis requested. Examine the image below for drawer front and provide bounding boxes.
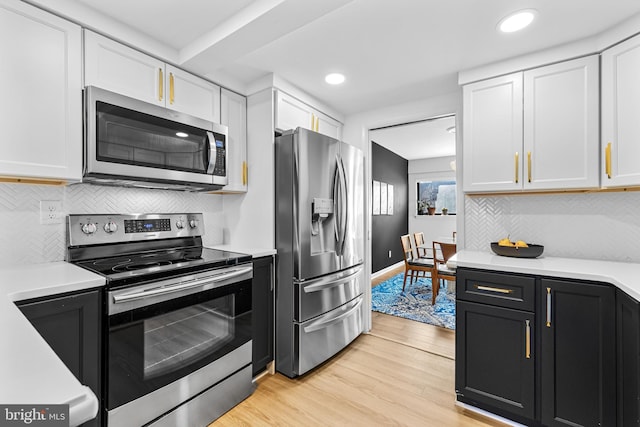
[295,265,363,322]
[457,268,535,311]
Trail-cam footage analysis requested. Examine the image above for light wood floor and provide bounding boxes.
[213,266,505,426]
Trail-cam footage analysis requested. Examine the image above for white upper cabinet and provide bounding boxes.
[601,33,640,187]
[85,31,220,123]
[212,88,247,193]
[275,91,341,140]
[523,56,599,190]
[463,56,599,193]
[463,73,523,192]
[0,0,82,182]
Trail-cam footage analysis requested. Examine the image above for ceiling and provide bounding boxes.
[26,0,640,160]
[29,0,640,118]
[370,116,456,161]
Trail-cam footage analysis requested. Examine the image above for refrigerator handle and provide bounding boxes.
[303,296,363,333]
[337,155,348,255]
[302,268,362,293]
[333,156,342,251]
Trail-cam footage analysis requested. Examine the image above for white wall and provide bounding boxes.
[222,88,275,249]
[343,89,463,331]
[409,155,457,246]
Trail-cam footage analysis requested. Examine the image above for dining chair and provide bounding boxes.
[400,234,434,291]
[413,232,431,259]
[431,241,457,305]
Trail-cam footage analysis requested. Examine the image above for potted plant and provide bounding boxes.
[417,199,429,215]
[442,207,448,215]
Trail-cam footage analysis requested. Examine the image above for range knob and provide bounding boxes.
[176,220,185,229]
[81,223,97,235]
[103,221,118,233]
[189,219,198,229]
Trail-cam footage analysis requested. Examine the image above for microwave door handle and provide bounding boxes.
[206,131,215,174]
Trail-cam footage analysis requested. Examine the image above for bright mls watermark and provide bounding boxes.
[0,405,68,426]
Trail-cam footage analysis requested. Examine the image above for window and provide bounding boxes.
[417,180,456,215]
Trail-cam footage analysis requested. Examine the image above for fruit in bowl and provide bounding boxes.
[491,237,544,258]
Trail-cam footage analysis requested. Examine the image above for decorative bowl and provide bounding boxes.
[490,242,544,258]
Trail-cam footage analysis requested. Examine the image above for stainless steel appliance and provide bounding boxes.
[84,86,228,191]
[66,213,253,426]
[275,128,365,378]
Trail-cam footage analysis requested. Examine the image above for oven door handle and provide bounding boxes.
[112,266,252,303]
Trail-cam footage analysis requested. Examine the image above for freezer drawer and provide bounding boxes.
[294,294,364,376]
[295,264,363,322]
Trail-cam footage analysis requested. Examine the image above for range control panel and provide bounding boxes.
[67,213,204,246]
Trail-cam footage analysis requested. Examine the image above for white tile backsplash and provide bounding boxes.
[464,191,640,263]
[0,183,224,267]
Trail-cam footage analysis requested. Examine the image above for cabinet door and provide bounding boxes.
[540,279,616,427]
[617,289,640,427]
[0,0,82,181]
[165,65,220,123]
[456,300,535,421]
[252,256,274,376]
[602,33,640,187]
[276,91,314,133]
[462,73,523,192]
[84,30,164,107]
[214,88,247,193]
[316,110,342,140]
[524,56,599,190]
[18,290,102,426]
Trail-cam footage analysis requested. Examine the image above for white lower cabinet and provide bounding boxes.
[0,0,82,182]
[601,32,640,187]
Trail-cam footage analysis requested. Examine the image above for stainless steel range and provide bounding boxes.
[66,213,254,427]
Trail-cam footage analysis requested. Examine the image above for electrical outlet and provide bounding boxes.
[388,250,392,258]
[40,200,63,224]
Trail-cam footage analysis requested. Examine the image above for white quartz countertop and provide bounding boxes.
[0,262,105,426]
[450,250,640,301]
[208,244,276,258]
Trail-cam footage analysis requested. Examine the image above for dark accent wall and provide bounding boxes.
[371,142,408,273]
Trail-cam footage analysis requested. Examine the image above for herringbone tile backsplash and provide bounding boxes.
[0,183,224,266]
[464,191,640,263]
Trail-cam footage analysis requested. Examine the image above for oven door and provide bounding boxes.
[85,86,227,187]
[106,265,252,424]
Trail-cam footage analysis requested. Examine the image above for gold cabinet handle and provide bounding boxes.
[515,152,519,184]
[242,161,247,186]
[311,114,315,131]
[169,73,175,105]
[475,284,513,294]
[605,142,612,179]
[527,151,532,183]
[158,68,164,101]
[546,287,552,327]
[525,319,531,359]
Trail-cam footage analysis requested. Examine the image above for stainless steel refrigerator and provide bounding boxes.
[275,127,365,378]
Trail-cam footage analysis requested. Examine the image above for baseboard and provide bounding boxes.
[371,261,404,279]
[454,401,526,427]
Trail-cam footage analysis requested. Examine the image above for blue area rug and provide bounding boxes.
[371,273,456,330]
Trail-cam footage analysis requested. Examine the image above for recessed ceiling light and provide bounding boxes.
[325,73,345,85]
[176,132,189,138]
[498,9,537,33]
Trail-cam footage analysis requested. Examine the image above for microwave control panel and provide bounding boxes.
[213,138,226,176]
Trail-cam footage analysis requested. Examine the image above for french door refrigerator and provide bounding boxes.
[275,127,365,378]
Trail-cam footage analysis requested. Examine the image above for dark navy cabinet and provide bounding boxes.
[456,268,617,427]
[252,255,274,376]
[18,289,102,427]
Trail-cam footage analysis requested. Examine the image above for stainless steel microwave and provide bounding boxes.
[83,86,228,191]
